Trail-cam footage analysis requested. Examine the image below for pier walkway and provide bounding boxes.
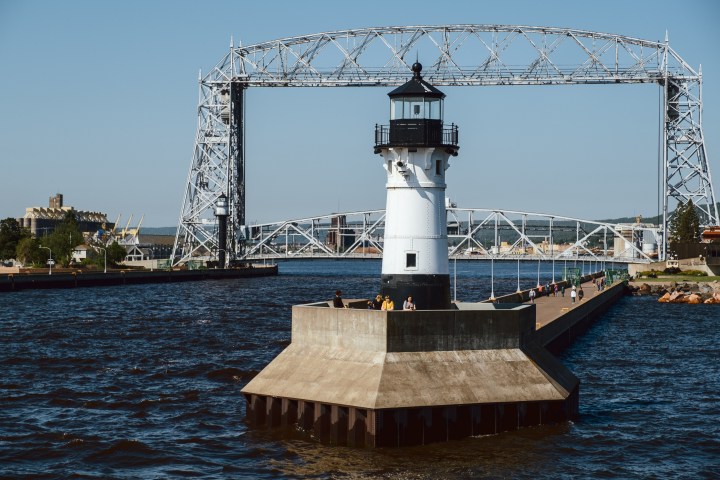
[530,278,606,329]
[486,272,629,353]
[530,277,628,354]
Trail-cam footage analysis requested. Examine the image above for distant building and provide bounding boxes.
[18,193,113,237]
[72,245,92,263]
[134,235,175,260]
[326,215,355,252]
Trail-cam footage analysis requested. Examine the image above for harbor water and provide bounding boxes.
[1,260,718,479]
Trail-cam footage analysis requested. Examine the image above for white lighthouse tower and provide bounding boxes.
[374,62,459,309]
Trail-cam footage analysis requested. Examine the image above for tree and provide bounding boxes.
[41,211,83,267]
[84,241,127,269]
[0,218,30,260]
[15,237,43,266]
[669,200,701,244]
[106,241,127,266]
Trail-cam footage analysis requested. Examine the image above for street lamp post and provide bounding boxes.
[97,247,107,274]
[39,246,52,275]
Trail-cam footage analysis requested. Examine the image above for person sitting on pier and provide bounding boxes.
[373,294,383,310]
[403,296,416,310]
[381,295,395,311]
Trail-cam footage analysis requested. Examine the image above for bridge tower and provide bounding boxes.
[374,63,459,309]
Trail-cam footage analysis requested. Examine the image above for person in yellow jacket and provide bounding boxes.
[381,295,395,310]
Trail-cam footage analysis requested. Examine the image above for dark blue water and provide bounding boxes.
[1,260,718,479]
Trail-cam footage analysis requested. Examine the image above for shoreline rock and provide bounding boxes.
[628,280,720,304]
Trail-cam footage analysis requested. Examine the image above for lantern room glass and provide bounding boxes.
[390,97,443,120]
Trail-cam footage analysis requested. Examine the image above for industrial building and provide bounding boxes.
[18,193,112,237]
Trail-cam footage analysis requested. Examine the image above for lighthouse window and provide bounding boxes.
[406,252,417,268]
[427,99,441,119]
[391,97,442,120]
[435,159,442,175]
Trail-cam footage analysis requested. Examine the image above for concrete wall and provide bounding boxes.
[628,260,716,277]
[291,303,535,352]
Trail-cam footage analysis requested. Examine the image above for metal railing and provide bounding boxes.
[374,123,458,148]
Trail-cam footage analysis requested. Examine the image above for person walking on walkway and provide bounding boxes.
[578,287,584,301]
[570,286,577,304]
[529,289,536,303]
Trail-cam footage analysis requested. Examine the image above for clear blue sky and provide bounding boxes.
[1,0,718,227]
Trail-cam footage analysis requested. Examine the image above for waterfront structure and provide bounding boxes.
[18,193,111,237]
[173,25,717,267]
[242,68,581,447]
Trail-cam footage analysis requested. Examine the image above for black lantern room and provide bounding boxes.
[374,62,459,154]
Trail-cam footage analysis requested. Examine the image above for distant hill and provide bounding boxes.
[598,202,720,225]
[141,227,177,236]
[597,213,663,225]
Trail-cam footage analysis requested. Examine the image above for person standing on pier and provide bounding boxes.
[529,289,536,303]
[578,287,584,301]
[571,286,577,304]
[333,290,345,308]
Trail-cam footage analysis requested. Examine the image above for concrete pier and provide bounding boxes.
[242,280,636,446]
[242,273,629,447]
[0,265,278,292]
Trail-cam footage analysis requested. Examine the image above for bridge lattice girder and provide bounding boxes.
[238,207,658,265]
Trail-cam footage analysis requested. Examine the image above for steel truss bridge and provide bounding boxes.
[172,25,718,266]
[240,207,658,264]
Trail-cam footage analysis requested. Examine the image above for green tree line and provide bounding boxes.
[669,199,701,244]
[0,212,126,268]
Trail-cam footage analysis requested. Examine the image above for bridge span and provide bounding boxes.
[237,206,657,265]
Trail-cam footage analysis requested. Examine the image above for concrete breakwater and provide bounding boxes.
[630,280,720,304]
[0,265,278,292]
